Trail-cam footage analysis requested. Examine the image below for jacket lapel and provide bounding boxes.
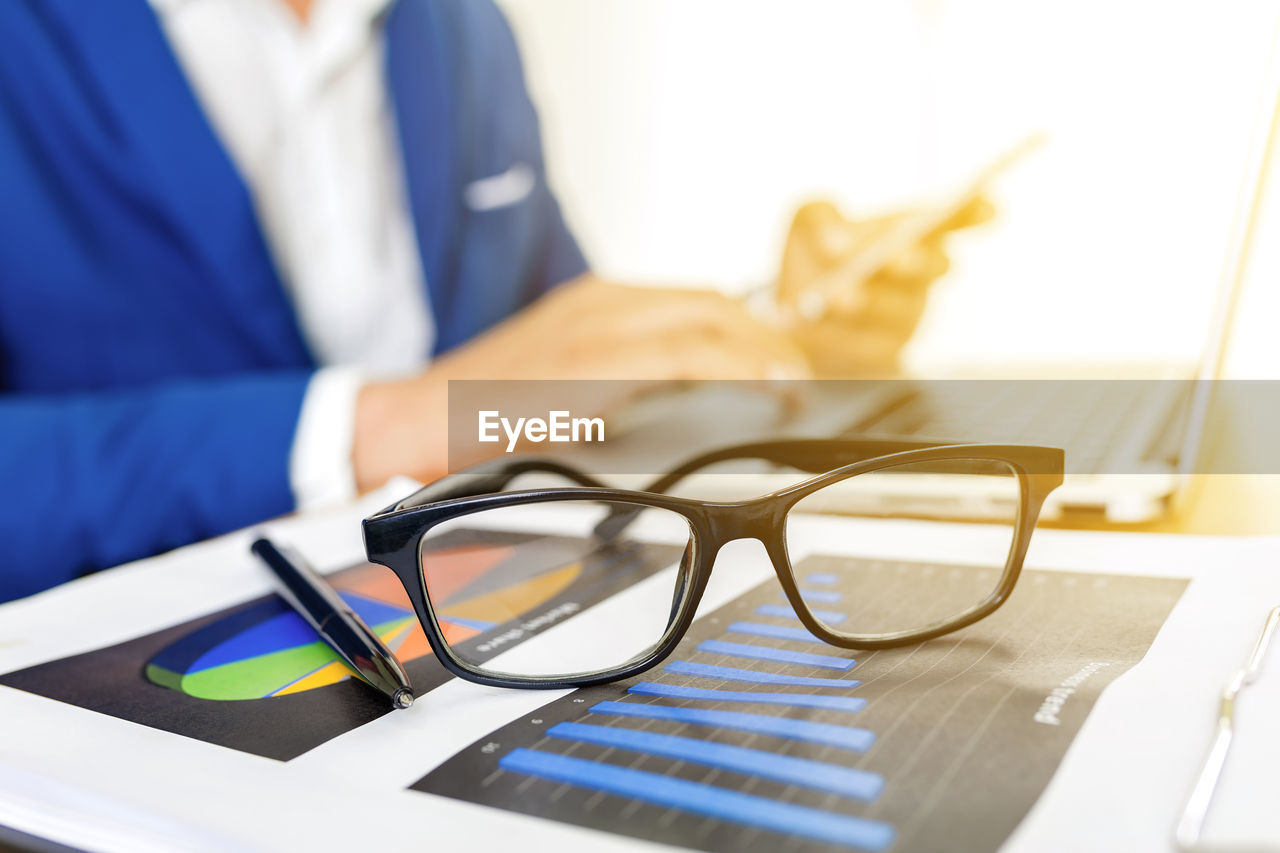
[42,0,312,367]
[385,0,470,355]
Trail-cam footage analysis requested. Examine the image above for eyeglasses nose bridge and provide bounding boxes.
[700,500,796,596]
[703,497,788,552]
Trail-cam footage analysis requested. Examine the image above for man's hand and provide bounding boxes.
[777,197,993,377]
[352,275,810,490]
[442,276,810,383]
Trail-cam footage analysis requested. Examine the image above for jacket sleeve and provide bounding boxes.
[0,372,310,602]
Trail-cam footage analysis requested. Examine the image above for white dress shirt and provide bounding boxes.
[150,0,435,508]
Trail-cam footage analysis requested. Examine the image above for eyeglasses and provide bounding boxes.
[362,438,1064,689]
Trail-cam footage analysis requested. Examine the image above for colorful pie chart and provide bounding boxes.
[145,541,583,700]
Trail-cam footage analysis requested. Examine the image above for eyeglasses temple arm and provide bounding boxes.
[389,457,610,511]
[646,437,949,496]
[593,438,945,540]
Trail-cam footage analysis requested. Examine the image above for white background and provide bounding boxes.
[497,0,1280,375]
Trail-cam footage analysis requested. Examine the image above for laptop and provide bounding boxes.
[585,33,1278,523]
[818,42,1278,523]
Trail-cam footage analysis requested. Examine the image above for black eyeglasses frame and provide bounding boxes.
[362,438,1064,690]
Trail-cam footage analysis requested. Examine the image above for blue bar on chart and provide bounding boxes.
[588,701,876,752]
[728,621,820,643]
[796,588,843,604]
[756,603,847,624]
[498,749,895,851]
[665,660,859,689]
[807,573,839,585]
[629,682,867,712]
[546,722,884,801]
[697,639,856,671]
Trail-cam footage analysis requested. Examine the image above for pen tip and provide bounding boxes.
[392,688,414,710]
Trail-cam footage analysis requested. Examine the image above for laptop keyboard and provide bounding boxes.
[842,382,1182,474]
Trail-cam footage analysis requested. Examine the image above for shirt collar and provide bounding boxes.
[148,0,395,88]
[147,0,395,27]
[147,0,191,15]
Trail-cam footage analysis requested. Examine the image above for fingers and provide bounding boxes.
[605,327,807,382]
[782,199,973,324]
[654,295,810,380]
[877,235,951,284]
[934,194,996,234]
[791,273,928,378]
[619,288,811,379]
[540,282,812,382]
[599,287,745,339]
[792,320,907,378]
[792,194,992,272]
[825,281,927,333]
[821,245,940,314]
[792,201,855,263]
[791,200,841,233]
[806,221,951,322]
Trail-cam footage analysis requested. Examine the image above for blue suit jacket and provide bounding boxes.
[0,0,587,601]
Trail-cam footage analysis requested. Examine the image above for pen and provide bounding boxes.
[250,537,415,710]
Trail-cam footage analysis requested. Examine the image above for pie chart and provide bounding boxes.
[145,539,583,700]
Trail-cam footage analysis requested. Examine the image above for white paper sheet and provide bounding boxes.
[0,482,1276,853]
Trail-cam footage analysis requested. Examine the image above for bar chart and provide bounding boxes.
[412,556,1187,852]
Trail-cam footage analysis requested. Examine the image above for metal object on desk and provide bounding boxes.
[1174,605,1280,850]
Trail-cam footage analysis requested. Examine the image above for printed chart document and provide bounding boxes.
[0,480,1278,853]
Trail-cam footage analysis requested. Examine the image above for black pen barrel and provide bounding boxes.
[251,537,414,709]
